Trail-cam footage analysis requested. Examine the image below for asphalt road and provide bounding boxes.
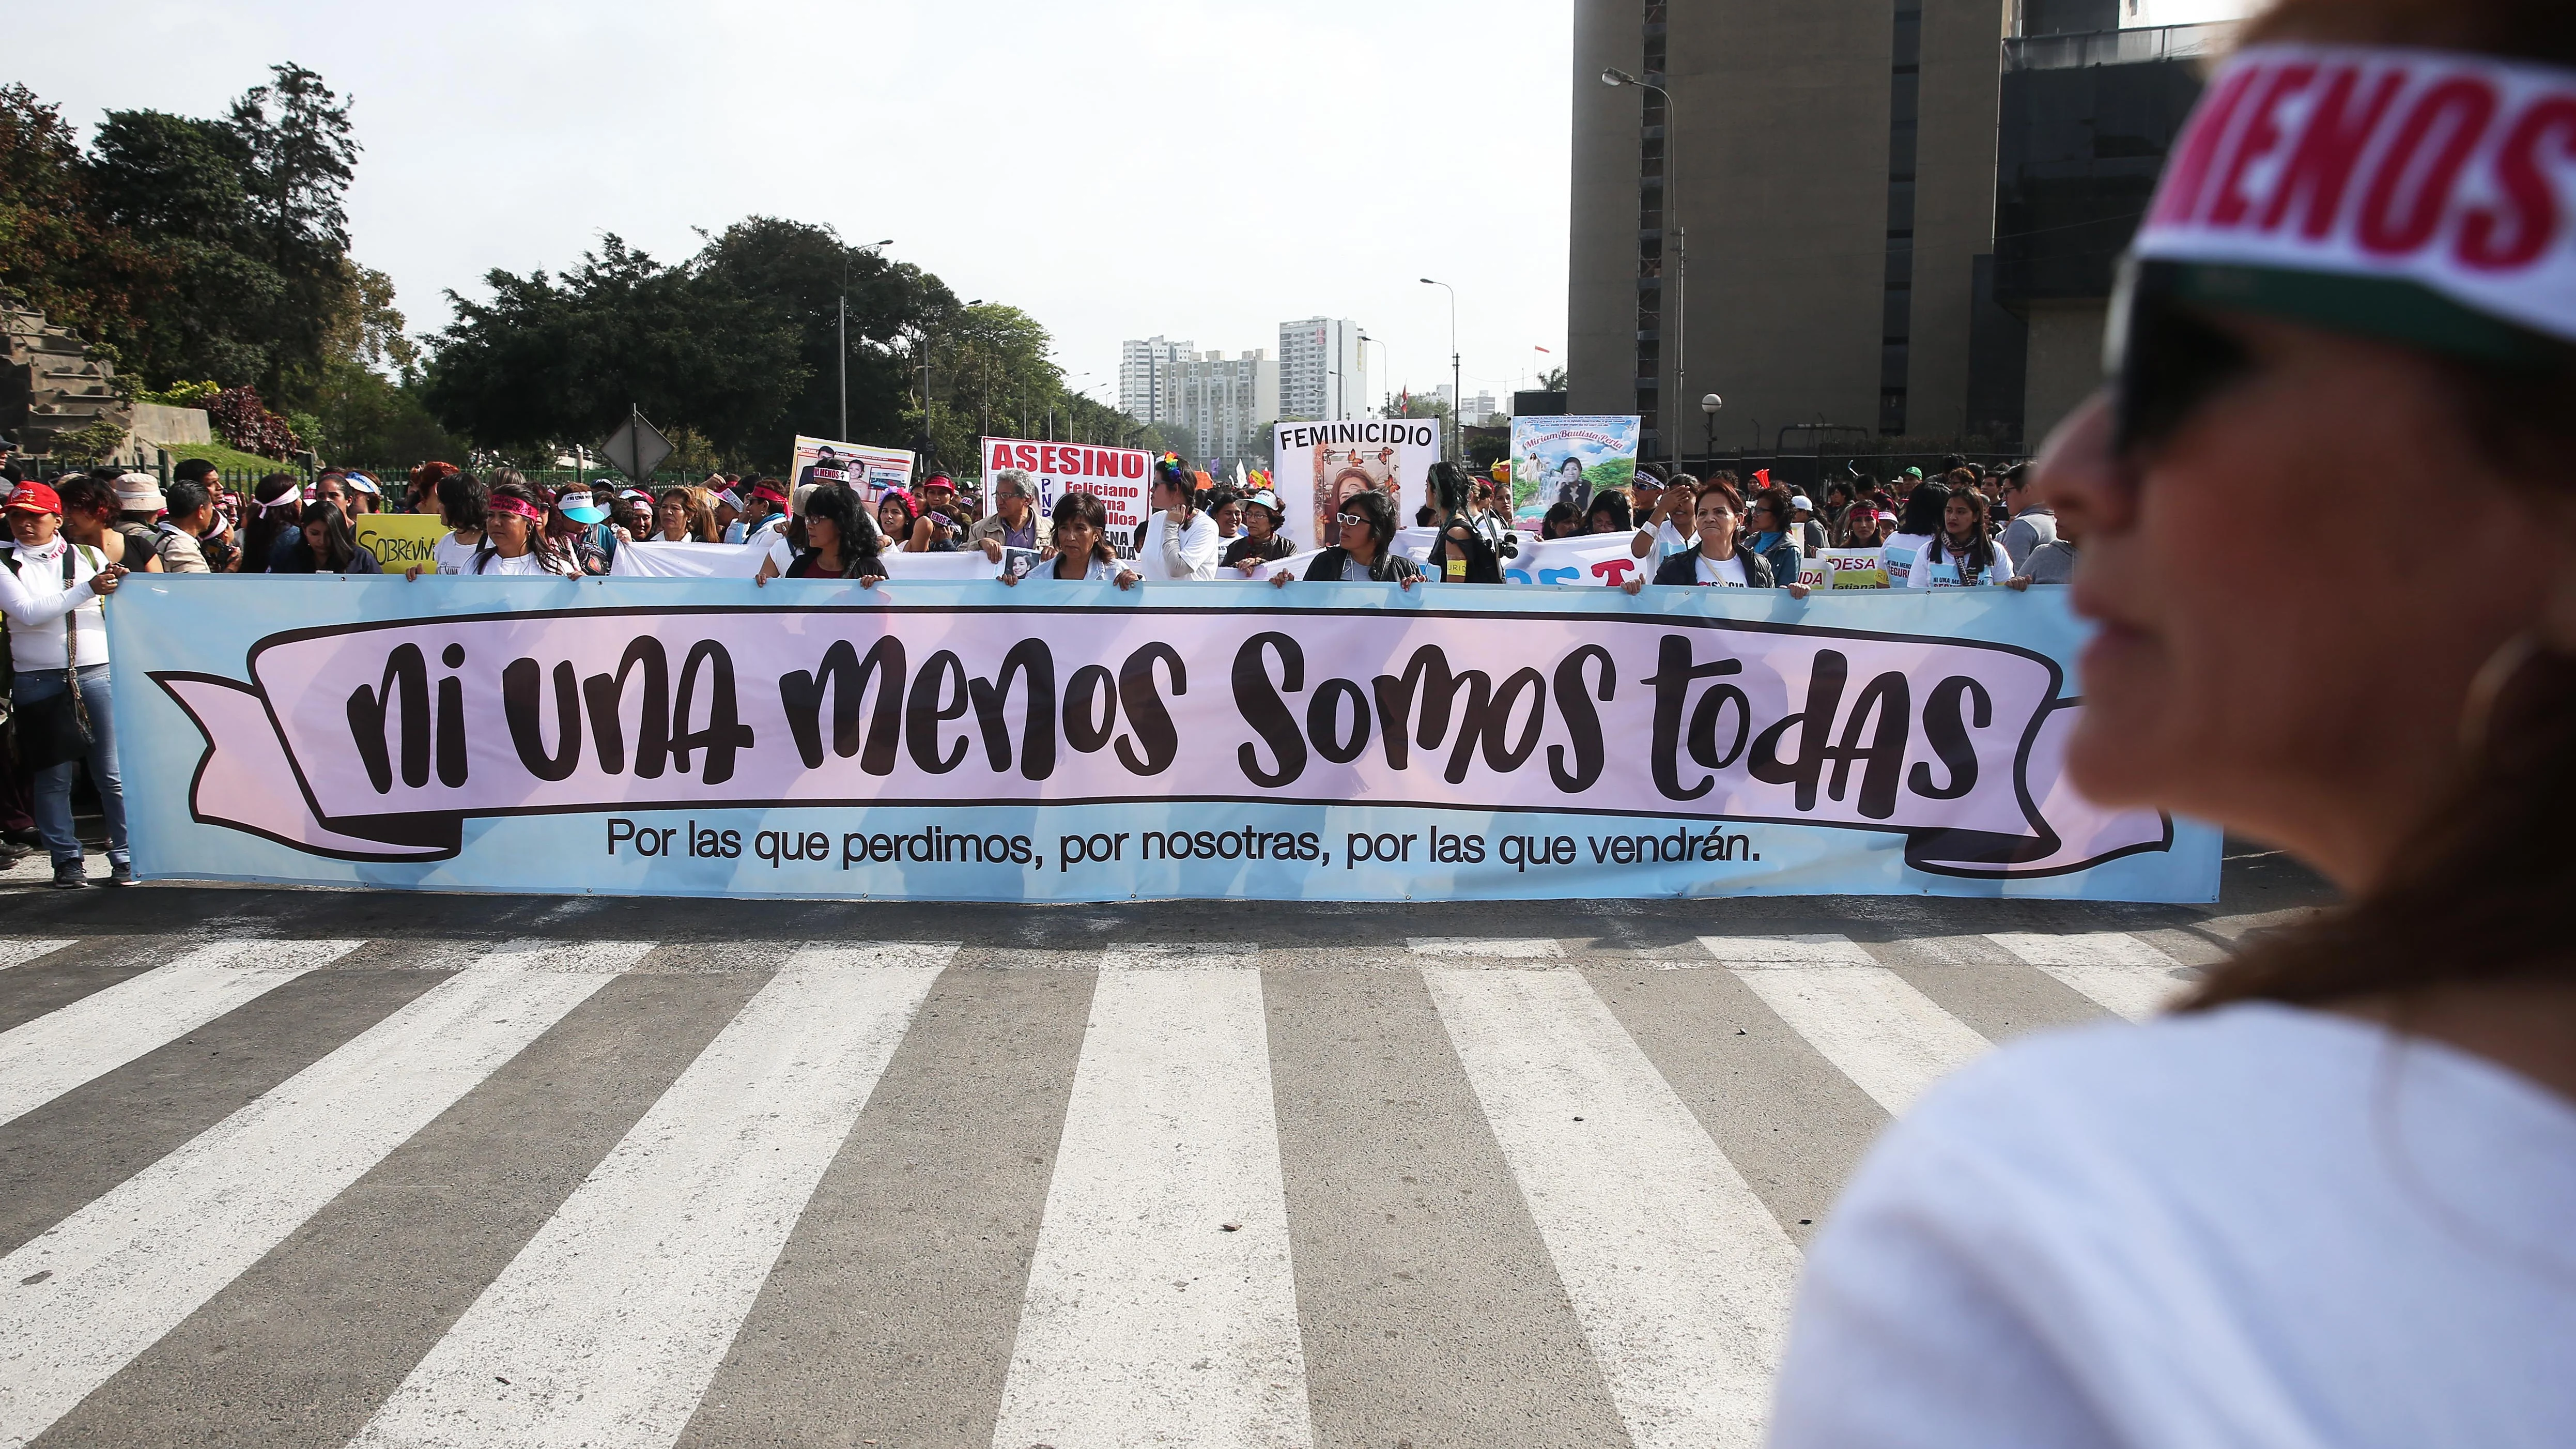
[0,843,2333,1448]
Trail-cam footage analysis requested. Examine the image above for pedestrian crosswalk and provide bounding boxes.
[0,921,2218,1448]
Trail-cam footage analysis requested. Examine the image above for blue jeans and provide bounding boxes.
[17,664,126,868]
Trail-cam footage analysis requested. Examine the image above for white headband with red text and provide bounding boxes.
[2136,43,2576,343]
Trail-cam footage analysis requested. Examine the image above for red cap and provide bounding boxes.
[751,482,788,505]
[5,482,62,516]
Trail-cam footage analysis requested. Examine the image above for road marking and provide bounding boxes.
[991,947,1312,1449]
[351,944,953,1449]
[1987,931,2191,1022]
[1424,966,1801,1449]
[1700,935,1991,1116]
[1409,937,1565,959]
[0,939,361,1128]
[0,941,72,974]
[0,939,647,1449]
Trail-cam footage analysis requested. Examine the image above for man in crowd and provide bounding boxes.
[2007,503,2076,587]
[112,472,210,573]
[155,477,221,573]
[971,469,1051,559]
[1998,463,2056,564]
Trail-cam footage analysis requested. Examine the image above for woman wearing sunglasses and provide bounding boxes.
[1768,3,2576,1442]
[1274,488,1419,588]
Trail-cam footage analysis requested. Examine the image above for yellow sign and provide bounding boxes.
[1797,548,1891,591]
[353,514,448,571]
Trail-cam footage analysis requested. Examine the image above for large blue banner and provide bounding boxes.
[107,575,2218,902]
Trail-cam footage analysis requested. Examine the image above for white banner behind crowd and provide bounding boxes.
[612,539,996,580]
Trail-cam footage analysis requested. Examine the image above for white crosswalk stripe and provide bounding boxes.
[1988,931,2194,1021]
[0,941,72,973]
[0,939,651,1449]
[1408,936,1566,959]
[0,923,2226,1444]
[1425,966,1803,1449]
[0,938,361,1128]
[991,947,1313,1449]
[1701,934,1992,1116]
[351,943,952,1449]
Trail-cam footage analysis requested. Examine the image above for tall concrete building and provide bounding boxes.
[1173,350,1281,464]
[1118,336,1191,425]
[1277,318,1367,421]
[1568,0,2213,458]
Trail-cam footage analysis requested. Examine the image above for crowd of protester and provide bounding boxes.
[0,440,2044,890]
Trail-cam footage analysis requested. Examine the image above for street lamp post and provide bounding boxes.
[1602,67,1685,466]
[841,239,893,441]
[1419,278,1460,461]
[1701,392,1723,460]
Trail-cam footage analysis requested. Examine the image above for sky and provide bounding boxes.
[17,0,2259,424]
[14,0,1575,418]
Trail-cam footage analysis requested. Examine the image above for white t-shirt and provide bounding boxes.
[1769,1004,2576,1449]
[1035,552,1123,582]
[1878,532,1933,588]
[431,531,482,576]
[473,549,557,576]
[1692,552,1749,587]
[1137,510,1221,581]
[0,539,109,670]
[1899,536,2009,588]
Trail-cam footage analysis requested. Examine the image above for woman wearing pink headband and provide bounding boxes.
[1769,2,2576,1443]
[463,484,578,577]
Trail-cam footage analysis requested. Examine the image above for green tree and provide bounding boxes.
[225,63,361,405]
[87,109,287,389]
[0,84,163,363]
[424,235,806,462]
[692,217,957,454]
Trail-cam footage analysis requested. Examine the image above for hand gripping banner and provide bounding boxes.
[111,577,2214,902]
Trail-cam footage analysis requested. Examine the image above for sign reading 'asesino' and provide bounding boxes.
[2137,42,2576,339]
[980,438,1151,529]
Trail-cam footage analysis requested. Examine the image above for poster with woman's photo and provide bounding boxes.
[1270,419,1442,556]
[1510,415,1639,515]
[788,435,915,503]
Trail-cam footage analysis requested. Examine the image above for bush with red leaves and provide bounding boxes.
[205,385,302,459]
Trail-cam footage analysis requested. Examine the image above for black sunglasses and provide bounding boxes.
[2105,260,2254,458]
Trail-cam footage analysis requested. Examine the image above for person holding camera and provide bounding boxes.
[0,481,131,888]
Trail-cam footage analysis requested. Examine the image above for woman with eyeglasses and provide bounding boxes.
[1224,490,1297,575]
[754,484,887,585]
[1767,3,2576,1443]
[1276,488,1419,588]
[1001,491,1138,589]
[1743,485,1808,594]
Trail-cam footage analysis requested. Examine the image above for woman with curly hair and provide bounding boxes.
[754,485,886,584]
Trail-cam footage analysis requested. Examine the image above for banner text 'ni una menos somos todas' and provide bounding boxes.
[111,577,2214,902]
